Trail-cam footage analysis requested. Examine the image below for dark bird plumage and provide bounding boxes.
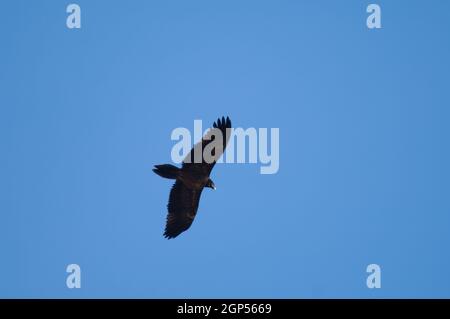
[153,116,232,239]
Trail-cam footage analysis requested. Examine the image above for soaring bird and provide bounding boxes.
[153,116,232,239]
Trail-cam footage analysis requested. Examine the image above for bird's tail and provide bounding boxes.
[153,164,180,179]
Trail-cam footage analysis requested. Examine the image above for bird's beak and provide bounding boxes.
[211,183,216,190]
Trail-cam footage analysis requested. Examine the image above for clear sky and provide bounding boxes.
[1,1,450,298]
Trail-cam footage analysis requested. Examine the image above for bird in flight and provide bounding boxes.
[153,116,232,239]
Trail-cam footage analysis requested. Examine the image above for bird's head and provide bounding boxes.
[206,179,216,190]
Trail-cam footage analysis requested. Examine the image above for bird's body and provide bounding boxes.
[178,170,210,189]
[153,116,232,239]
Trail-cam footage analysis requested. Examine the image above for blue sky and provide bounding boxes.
[1,0,450,298]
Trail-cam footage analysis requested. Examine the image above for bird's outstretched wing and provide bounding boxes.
[164,180,203,239]
[182,116,232,176]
